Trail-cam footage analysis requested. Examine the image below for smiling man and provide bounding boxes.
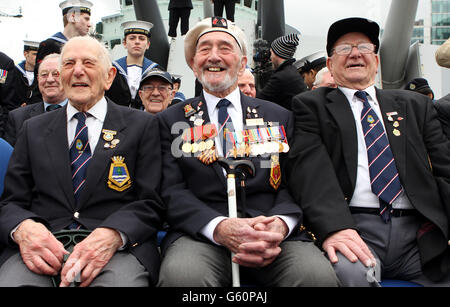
[138,68,174,114]
[106,20,161,110]
[35,0,93,73]
[288,17,450,286]
[156,17,338,287]
[5,53,67,146]
[237,68,256,98]
[0,36,164,287]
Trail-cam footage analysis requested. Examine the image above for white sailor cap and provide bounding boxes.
[184,16,248,68]
[59,0,93,16]
[121,20,154,37]
[23,40,40,51]
[294,51,327,74]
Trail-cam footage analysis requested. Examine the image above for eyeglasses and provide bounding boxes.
[39,70,60,79]
[332,43,376,56]
[141,85,172,93]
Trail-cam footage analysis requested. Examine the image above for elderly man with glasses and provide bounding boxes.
[5,53,67,146]
[288,17,450,286]
[138,69,174,114]
[0,36,163,287]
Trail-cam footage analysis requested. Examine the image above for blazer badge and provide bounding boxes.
[108,156,131,192]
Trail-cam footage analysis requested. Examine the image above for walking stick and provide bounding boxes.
[217,157,255,287]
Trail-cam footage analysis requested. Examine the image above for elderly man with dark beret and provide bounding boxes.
[288,17,450,286]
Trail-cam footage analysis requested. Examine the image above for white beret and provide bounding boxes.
[184,17,248,68]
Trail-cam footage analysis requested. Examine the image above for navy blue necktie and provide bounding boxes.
[46,104,61,112]
[217,99,234,156]
[356,91,403,222]
[70,112,92,204]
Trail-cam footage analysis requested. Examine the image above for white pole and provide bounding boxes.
[227,174,240,287]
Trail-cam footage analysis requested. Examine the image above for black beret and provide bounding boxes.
[327,17,380,56]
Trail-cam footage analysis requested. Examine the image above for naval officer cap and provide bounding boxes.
[404,77,434,99]
[327,17,380,56]
[121,20,154,37]
[140,68,173,88]
[59,0,93,16]
[23,40,40,52]
[171,74,182,84]
[294,51,327,74]
[184,16,248,68]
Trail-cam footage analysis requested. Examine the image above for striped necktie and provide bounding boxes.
[217,99,234,156]
[356,91,403,222]
[70,112,92,204]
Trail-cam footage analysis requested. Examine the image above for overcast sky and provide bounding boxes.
[0,0,428,62]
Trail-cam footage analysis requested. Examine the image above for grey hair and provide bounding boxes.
[59,36,112,73]
[313,67,329,87]
[39,53,61,72]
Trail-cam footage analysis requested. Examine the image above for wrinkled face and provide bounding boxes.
[123,34,150,58]
[238,70,256,97]
[319,71,337,88]
[138,78,174,114]
[60,39,116,110]
[72,12,91,36]
[327,32,379,90]
[38,57,65,103]
[191,31,246,97]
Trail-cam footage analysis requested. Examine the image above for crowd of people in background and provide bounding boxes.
[0,0,449,288]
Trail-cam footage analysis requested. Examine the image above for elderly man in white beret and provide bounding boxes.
[156,17,339,287]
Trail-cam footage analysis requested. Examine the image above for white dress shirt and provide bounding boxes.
[200,88,298,244]
[339,86,413,209]
[67,97,107,152]
[67,97,128,248]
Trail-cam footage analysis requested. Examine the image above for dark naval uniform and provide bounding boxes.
[0,52,17,137]
[106,56,160,109]
[12,61,41,106]
[35,32,68,68]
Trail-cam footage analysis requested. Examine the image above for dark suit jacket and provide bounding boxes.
[4,102,45,146]
[288,86,450,281]
[157,92,309,253]
[256,58,308,111]
[435,94,450,139]
[0,99,164,284]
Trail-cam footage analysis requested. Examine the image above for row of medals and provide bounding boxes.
[181,135,290,165]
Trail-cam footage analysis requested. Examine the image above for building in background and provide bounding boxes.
[413,0,450,45]
[431,0,450,44]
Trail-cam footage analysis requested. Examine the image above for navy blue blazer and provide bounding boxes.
[0,99,164,284]
[157,91,309,253]
[288,87,450,282]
